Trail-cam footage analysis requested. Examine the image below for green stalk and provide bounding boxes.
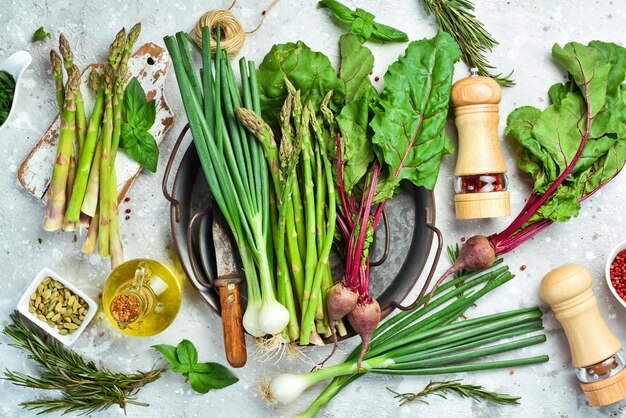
[292,173,307,262]
[109,66,126,268]
[97,65,115,257]
[49,51,64,114]
[74,81,86,154]
[62,139,77,232]
[295,375,357,418]
[81,208,99,254]
[372,356,550,376]
[201,27,215,131]
[300,107,337,345]
[65,71,105,222]
[43,67,77,231]
[81,141,101,217]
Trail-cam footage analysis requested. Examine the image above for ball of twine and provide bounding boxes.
[193,9,245,59]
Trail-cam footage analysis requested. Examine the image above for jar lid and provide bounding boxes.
[454,191,510,219]
[581,367,626,407]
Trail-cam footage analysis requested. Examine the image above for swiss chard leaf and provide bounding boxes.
[506,40,626,224]
[370,30,461,200]
[336,34,376,193]
[257,41,345,128]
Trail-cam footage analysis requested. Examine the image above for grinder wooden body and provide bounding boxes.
[541,264,626,407]
[451,75,510,219]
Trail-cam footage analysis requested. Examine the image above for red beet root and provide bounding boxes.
[347,297,381,372]
[327,280,359,323]
[428,235,496,302]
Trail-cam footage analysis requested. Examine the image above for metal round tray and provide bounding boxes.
[163,126,442,339]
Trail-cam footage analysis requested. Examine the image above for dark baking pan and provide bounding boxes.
[163,125,443,339]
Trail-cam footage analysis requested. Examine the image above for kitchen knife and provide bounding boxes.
[212,210,247,368]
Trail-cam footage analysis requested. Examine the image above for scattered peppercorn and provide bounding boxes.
[98,331,105,337]
[374,76,380,82]
[610,250,626,301]
[509,370,515,375]
[520,265,527,271]
[262,10,266,15]
[460,236,466,243]
[124,197,130,202]
[125,208,131,214]
[369,70,373,75]
[125,215,131,221]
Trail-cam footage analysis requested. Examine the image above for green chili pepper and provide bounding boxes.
[317,0,408,43]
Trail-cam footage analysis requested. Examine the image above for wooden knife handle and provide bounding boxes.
[214,278,247,368]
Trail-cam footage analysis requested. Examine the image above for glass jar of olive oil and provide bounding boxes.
[102,259,182,336]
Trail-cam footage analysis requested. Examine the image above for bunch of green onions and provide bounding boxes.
[237,87,343,345]
[164,27,290,337]
[265,260,549,416]
[43,26,141,268]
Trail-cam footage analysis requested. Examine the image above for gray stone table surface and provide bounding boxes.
[1,0,626,417]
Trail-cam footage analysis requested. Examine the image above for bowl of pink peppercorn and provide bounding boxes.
[606,240,626,308]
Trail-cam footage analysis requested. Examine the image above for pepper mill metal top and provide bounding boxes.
[541,264,626,407]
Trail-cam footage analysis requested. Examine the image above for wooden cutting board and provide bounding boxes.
[18,42,174,203]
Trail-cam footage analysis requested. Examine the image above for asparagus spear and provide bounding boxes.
[65,69,105,222]
[59,34,86,154]
[97,65,115,257]
[81,208,99,254]
[50,51,64,113]
[108,28,127,70]
[43,66,78,231]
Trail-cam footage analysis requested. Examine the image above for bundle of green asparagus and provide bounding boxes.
[43,24,141,268]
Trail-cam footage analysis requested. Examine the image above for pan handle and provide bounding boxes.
[186,207,214,290]
[369,208,390,267]
[162,124,190,223]
[380,208,443,314]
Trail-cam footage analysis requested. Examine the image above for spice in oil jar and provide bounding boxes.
[110,293,142,325]
[610,250,626,301]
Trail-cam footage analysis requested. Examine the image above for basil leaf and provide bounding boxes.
[370,30,460,199]
[172,363,192,374]
[121,124,159,172]
[257,41,345,128]
[33,26,52,42]
[176,339,198,369]
[124,78,147,124]
[317,0,407,43]
[152,343,179,366]
[188,363,239,394]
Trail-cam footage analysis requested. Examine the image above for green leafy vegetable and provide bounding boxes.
[257,41,345,127]
[506,40,626,224]
[0,70,16,126]
[317,0,408,43]
[33,26,52,42]
[120,77,159,172]
[153,340,238,394]
[371,30,460,200]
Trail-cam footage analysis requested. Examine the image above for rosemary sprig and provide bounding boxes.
[388,379,520,406]
[421,0,514,85]
[2,311,163,415]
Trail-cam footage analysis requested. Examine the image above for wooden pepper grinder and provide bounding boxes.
[540,264,626,407]
[450,71,510,219]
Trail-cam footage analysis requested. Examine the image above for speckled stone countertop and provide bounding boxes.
[1,1,626,417]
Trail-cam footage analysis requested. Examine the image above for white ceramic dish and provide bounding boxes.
[17,268,97,346]
[605,240,626,309]
[0,51,32,134]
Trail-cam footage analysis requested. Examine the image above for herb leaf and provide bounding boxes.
[370,30,461,200]
[176,339,198,369]
[317,0,408,43]
[121,77,159,172]
[388,379,520,406]
[152,343,179,366]
[153,339,238,394]
[0,70,16,126]
[33,26,52,42]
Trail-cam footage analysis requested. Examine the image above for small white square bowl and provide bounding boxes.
[17,268,97,346]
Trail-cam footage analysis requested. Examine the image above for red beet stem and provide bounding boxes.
[490,71,593,251]
[336,133,354,230]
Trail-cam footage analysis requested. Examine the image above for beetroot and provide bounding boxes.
[347,297,381,372]
[429,235,496,301]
